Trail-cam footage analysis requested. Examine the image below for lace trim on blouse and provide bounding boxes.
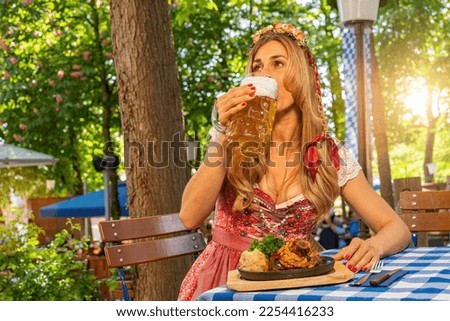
[337,144,362,187]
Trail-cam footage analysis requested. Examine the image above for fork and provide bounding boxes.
[350,260,384,286]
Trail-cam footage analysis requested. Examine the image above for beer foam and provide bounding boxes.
[241,75,278,99]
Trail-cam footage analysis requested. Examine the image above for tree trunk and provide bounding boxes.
[369,33,394,208]
[423,85,436,183]
[322,1,346,141]
[90,2,121,219]
[110,0,191,300]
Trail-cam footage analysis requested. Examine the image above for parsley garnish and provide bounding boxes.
[248,234,285,258]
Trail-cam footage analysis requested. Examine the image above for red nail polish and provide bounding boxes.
[347,264,353,271]
[351,266,358,273]
[249,93,255,97]
[345,254,350,260]
[247,83,253,87]
[362,266,368,272]
[241,101,247,106]
[250,86,256,90]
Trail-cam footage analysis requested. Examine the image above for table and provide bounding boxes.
[197,246,450,301]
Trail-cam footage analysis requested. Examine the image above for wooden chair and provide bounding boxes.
[98,213,206,300]
[399,190,450,247]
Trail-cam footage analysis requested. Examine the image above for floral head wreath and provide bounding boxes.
[252,23,308,48]
[251,23,339,181]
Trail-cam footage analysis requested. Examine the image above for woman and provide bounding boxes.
[178,23,410,301]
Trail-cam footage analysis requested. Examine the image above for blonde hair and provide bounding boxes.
[227,32,340,222]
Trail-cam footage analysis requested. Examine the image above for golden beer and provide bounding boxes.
[226,75,278,154]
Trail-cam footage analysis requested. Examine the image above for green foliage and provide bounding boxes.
[249,234,285,258]
[0,210,109,300]
[376,0,450,181]
[0,0,120,198]
[0,167,47,208]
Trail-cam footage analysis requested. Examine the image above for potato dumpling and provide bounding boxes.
[238,248,269,272]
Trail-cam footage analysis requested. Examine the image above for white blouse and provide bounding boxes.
[337,143,362,187]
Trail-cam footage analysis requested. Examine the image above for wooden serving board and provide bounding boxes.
[227,261,354,292]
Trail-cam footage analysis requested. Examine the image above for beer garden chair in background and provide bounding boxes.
[398,190,450,247]
[98,213,206,300]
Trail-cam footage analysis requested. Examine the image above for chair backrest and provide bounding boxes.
[399,190,450,246]
[393,177,422,205]
[98,213,206,268]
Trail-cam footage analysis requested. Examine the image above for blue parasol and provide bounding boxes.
[40,183,128,218]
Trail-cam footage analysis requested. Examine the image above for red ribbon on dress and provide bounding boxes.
[303,135,340,182]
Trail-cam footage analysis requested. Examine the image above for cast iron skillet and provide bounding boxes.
[238,256,335,281]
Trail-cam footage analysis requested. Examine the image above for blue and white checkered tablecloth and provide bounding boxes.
[196,247,450,301]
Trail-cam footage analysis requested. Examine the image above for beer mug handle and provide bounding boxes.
[211,93,227,133]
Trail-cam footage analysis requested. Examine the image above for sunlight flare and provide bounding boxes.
[403,78,429,118]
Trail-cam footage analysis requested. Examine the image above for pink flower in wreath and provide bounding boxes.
[273,22,284,33]
[284,24,295,34]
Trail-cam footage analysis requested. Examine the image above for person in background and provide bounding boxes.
[318,209,340,249]
[349,211,361,236]
[178,22,410,301]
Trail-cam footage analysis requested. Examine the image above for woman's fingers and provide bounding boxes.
[219,102,248,125]
[334,238,380,273]
[215,84,256,126]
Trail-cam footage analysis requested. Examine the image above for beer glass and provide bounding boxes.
[226,74,278,153]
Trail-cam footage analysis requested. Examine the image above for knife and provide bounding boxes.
[370,268,402,286]
[350,272,373,286]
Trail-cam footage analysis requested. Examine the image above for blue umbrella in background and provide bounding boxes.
[40,183,128,218]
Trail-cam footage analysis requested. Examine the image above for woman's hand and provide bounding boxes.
[334,238,380,273]
[336,171,410,273]
[215,84,256,126]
